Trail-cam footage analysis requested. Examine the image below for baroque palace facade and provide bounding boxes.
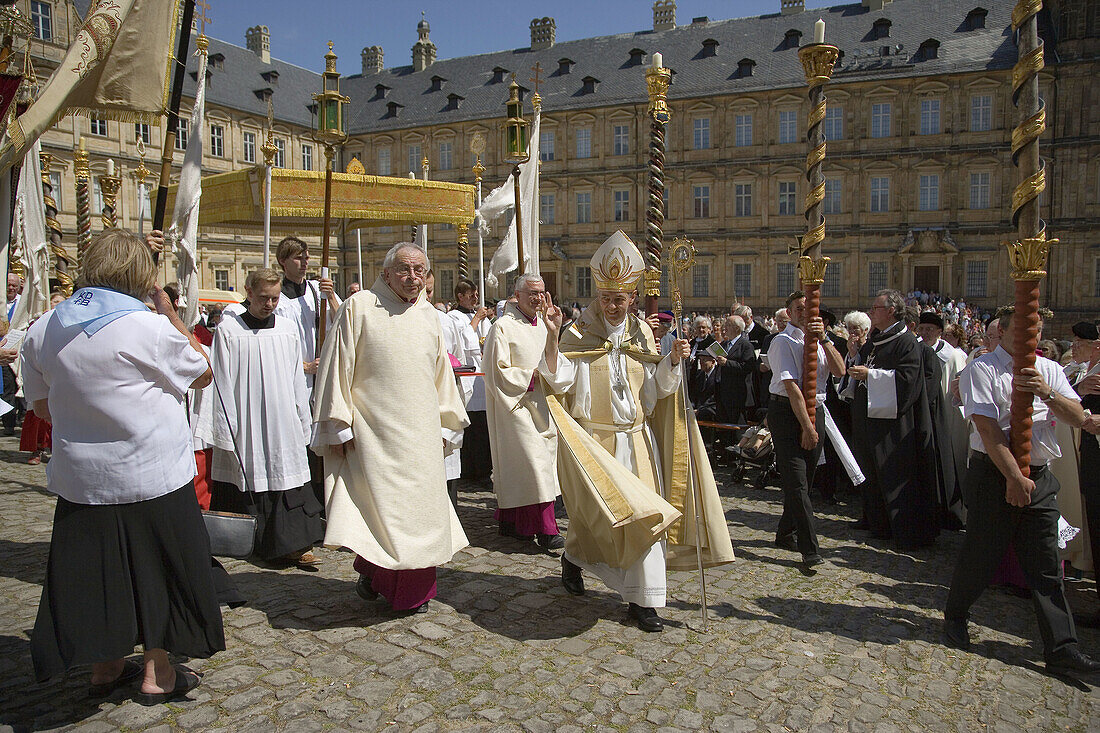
[21,0,1100,322]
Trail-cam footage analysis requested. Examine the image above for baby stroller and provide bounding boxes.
[727,421,778,491]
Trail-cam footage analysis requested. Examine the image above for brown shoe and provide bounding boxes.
[287,549,322,568]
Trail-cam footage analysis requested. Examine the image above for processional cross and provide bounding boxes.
[194,0,213,36]
[529,62,544,96]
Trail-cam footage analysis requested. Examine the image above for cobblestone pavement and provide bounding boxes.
[1,432,1097,732]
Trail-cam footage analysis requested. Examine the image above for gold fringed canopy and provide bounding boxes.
[165,167,476,234]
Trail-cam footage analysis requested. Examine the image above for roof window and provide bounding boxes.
[701,38,719,58]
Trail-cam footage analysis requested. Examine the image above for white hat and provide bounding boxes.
[590,230,644,293]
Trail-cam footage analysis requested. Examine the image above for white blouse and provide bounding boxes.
[20,310,209,505]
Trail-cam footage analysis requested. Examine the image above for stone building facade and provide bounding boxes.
[19,0,1100,326]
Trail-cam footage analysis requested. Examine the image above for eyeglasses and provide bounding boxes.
[518,290,546,298]
[392,265,427,277]
[869,304,890,311]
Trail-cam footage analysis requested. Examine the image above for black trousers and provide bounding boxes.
[1,364,20,431]
[945,453,1077,657]
[769,397,823,557]
[1078,433,1100,596]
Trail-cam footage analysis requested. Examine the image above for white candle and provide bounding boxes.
[106,158,115,177]
[652,52,662,69]
[814,18,825,44]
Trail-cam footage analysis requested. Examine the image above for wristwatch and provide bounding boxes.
[1040,387,1057,403]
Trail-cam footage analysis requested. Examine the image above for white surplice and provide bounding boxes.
[447,308,491,411]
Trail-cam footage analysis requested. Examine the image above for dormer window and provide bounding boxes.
[207,52,224,70]
[872,18,892,39]
[374,84,391,100]
[253,87,273,102]
[628,48,646,66]
[261,69,279,86]
[430,75,446,92]
[491,66,508,84]
[557,58,574,75]
[784,29,802,49]
[581,75,598,94]
[701,38,719,58]
[385,101,403,118]
[737,58,756,78]
[446,93,464,111]
[965,7,987,30]
[918,38,940,60]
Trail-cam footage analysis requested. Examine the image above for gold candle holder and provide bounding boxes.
[99,172,122,229]
[643,56,672,313]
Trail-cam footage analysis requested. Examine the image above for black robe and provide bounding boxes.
[849,322,940,549]
[715,337,757,423]
[920,341,967,530]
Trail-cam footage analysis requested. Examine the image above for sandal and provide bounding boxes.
[88,659,143,698]
[27,452,41,465]
[132,664,202,706]
[294,550,322,568]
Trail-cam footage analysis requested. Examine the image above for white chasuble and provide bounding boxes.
[311,277,470,570]
[482,302,560,509]
[197,313,311,493]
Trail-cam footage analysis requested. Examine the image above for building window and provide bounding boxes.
[823,106,843,141]
[778,110,797,144]
[576,128,592,158]
[1095,260,1100,297]
[919,98,941,135]
[176,118,188,150]
[214,269,230,291]
[969,172,990,209]
[613,125,630,156]
[31,1,51,41]
[823,178,842,215]
[210,124,224,157]
[870,176,890,212]
[970,95,992,132]
[302,144,313,171]
[576,192,592,223]
[438,270,455,302]
[735,114,753,147]
[776,262,795,297]
[613,189,630,222]
[134,123,150,145]
[273,138,286,168]
[868,261,888,296]
[243,131,256,163]
[540,193,555,225]
[378,148,391,175]
[408,144,422,175]
[823,263,842,298]
[692,264,710,298]
[438,141,453,170]
[734,183,752,217]
[692,185,710,218]
[918,173,940,210]
[965,260,988,298]
[871,102,892,138]
[778,181,797,215]
[539,131,555,161]
[733,264,752,299]
[48,172,62,209]
[576,266,592,298]
[90,118,108,137]
[693,118,710,150]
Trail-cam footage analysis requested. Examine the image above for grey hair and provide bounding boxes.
[843,310,871,332]
[513,274,544,294]
[693,315,711,328]
[732,304,751,318]
[382,242,430,270]
[725,315,745,333]
[876,289,906,321]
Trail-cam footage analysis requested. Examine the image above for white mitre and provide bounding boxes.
[591,230,644,293]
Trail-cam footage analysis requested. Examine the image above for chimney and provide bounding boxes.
[780,0,805,15]
[412,16,437,72]
[361,46,383,74]
[653,0,675,31]
[862,0,892,9]
[246,25,270,64]
[530,17,556,50]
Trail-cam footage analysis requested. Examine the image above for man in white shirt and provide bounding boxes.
[767,291,845,568]
[945,309,1100,675]
[446,279,494,480]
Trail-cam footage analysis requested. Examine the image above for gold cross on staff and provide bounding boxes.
[195,0,214,36]
[529,62,544,96]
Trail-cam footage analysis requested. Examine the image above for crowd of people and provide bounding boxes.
[1,226,1099,706]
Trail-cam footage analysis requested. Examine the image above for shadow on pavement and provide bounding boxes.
[0,539,48,585]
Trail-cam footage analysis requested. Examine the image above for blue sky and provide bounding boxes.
[210,0,835,74]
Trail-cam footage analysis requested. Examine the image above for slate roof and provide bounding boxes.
[179,0,1014,134]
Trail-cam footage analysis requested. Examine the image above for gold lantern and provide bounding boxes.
[504,76,529,165]
[311,42,349,149]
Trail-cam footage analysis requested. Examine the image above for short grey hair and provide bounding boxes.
[513,274,544,294]
[732,304,751,319]
[876,289,906,321]
[693,316,712,328]
[725,315,745,334]
[843,310,871,332]
[382,242,430,270]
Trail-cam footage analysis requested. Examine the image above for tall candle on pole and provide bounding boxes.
[470,132,487,306]
[310,42,349,351]
[261,97,277,268]
[504,76,529,276]
[643,51,671,316]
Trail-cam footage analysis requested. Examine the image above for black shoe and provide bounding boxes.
[413,601,430,614]
[499,520,533,540]
[774,535,798,552]
[851,518,870,531]
[627,603,665,632]
[942,617,971,651]
[802,553,825,568]
[1074,611,1100,629]
[536,533,565,550]
[355,576,378,602]
[561,557,585,596]
[1046,647,1100,675]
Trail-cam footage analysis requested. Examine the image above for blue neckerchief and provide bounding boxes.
[53,287,148,336]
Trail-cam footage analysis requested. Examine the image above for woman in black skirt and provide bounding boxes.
[20,230,225,704]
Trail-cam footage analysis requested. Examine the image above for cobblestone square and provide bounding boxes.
[1,435,1096,731]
